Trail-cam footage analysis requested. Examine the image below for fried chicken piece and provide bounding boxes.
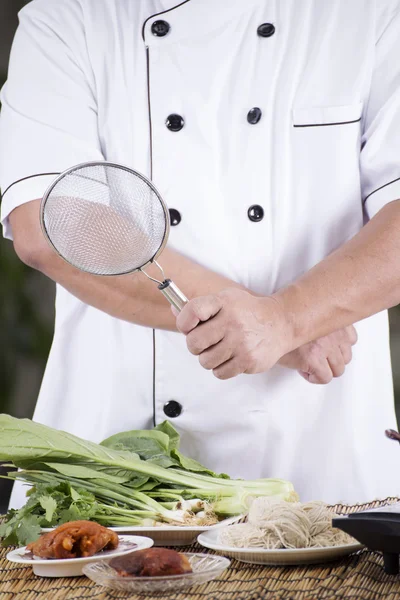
[110,548,192,577]
[26,520,119,559]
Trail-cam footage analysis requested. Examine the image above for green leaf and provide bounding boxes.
[0,414,135,466]
[39,495,57,522]
[147,454,180,469]
[171,449,230,478]
[16,515,42,546]
[101,429,171,460]
[4,509,47,544]
[58,505,84,523]
[154,421,180,451]
[129,479,160,492]
[43,462,132,484]
[70,486,81,502]
[58,497,97,523]
[123,476,151,489]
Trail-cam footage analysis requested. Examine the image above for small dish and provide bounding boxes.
[42,514,243,546]
[82,552,230,592]
[6,535,153,577]
[197,528,363,566]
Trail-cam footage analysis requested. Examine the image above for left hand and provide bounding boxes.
[175,288,291,379]
[278,325,358,383]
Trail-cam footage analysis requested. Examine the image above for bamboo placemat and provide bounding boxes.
[1,499,400,600]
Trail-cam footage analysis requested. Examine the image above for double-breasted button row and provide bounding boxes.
[168,206,264,226]
[165,106,262,132]
[151,20,275,38]
[166,109,263,130]
[154,18,267,226]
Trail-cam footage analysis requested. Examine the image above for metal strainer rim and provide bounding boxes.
[39,160,170,276]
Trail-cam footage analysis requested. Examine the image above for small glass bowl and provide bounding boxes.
[82,552,230,592]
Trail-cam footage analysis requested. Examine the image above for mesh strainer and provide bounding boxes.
[40,161,188,311]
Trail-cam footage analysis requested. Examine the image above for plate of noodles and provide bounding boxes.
[197,498,363,566]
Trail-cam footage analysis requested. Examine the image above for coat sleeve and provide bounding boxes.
[0,0,104,240]
[361,4,400,218]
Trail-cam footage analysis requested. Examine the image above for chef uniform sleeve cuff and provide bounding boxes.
[364,177,400,219]
[1,174,59,240]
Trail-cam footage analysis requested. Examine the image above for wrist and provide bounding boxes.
[270,283,310,352]
[259,294,297,358]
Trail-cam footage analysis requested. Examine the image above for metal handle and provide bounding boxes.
[158,279,188,312]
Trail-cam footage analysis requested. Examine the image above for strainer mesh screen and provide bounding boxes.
[42,164,167,275]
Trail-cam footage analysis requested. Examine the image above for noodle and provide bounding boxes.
[219,498,354,549]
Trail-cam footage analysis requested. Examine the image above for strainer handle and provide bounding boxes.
[158,279,188,312]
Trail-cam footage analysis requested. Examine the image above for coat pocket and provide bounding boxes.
[292,102,363,127]
[289,101,364,256]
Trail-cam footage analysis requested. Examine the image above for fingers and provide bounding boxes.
[304,347,348,384]
[186,314,225,356]
[176,295,223,335]
[339,343,353,365]
[198,339,234,371]
[212,356,244,380]
[344,325,358,346]
[304,326,358,384]
[327,351,346,378]
[306,360,334,384]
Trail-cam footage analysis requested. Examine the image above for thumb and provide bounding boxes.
[176,295,223,334]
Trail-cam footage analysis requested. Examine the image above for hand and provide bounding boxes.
[278,326,358,384]
[175,288,292,380]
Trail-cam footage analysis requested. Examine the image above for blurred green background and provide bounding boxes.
[0,1,54,425]
[1,0,400,510]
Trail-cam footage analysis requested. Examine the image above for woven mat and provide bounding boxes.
[2,499,400,600]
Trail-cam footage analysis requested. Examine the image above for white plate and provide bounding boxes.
[83,552,230,592]
[197,528,363,566]
[6,535,153,577]
[42,515,243,546]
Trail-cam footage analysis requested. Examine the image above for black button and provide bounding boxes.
[163,400,182,418]
[247,107,262,124]
[248,205,264,222]
[169,208,181,226]
[151,20,170,37]
[166,114,184,132]
[257,23,275,37]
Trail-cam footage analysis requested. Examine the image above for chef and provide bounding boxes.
[1,0,400,507]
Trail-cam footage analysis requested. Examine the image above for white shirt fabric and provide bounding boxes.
[1,0,400,507]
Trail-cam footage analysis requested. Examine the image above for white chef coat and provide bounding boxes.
[1,0,400,507]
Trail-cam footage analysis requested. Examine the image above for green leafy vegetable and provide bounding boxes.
[0,414,297,547]
[39,495,57,522]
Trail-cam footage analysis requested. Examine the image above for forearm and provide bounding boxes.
[43,248,244,330]
[9,200,245,330]
[274,200,400,350]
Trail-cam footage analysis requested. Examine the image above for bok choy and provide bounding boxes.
[0,414,297,546]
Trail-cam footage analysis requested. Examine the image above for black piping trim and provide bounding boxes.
[364,176,400,202]
[146,48,153,181]
[146,43,156,426]
[1,172,60,199]
[141,0,191,41]
[144,3,192,426]
[152,329,156,427]
[293,118,361,128]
